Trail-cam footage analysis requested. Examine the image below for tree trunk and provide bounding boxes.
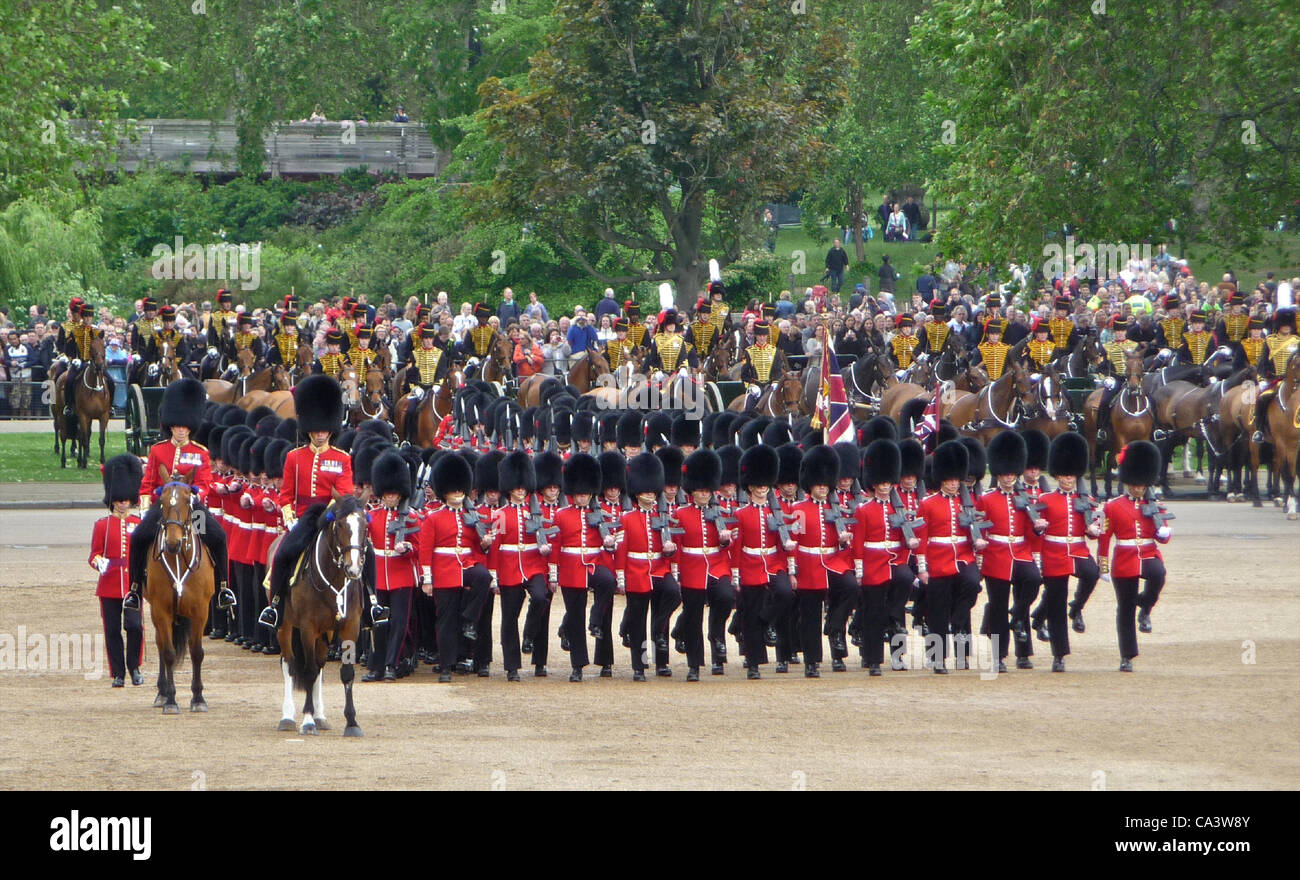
[671,188,707,312]
[849,182,865,263]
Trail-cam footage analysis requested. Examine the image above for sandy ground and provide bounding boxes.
[2,493,1298,791]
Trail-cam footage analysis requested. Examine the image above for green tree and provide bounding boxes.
[476,0,847,310]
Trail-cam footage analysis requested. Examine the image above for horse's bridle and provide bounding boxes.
[310,510,365,620]
[154,481,201,595]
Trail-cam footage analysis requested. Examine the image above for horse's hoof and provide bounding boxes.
[343,726,364,738]
[1289,513,1298,521]
[277,718,296,731]
[1253,500,1263,508]
[1273,498,1282,507]
[314,717,331,731]
[190,700,208,713]
[162,703,180,715]
[300,722,317,736]
[153,693,166,708]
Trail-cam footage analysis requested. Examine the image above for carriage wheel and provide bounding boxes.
[126,384,147,456]
[704,381,725,413]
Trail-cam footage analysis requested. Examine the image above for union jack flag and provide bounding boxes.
[815,344,854,446]
[914,391,942,451]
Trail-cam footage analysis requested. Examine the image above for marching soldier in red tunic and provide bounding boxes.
[363,451,420,682]
[419,454,493,682]
[125,379,233,612]
[553,454,619,682]
[524,451,565,657]
[914,441,984,673]
[614,453,681,681]
[1097,441,1172,672]
[92,455,145,687]
[1033,432,1101,671]
[259,374,386,629]
[787,445,858,677]
[492,451,554,682]
[977,431,1046,672]
[672,450,735,680]
[897,439,927,635]
[852,440,920,676]
[582,451,625,673]
[730,445,793,679]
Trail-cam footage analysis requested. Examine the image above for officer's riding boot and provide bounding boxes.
[63,368,77,417]
[362,551,388,626]
[124,582,142,611]
[1252,394,1271,444]
[259,565,283,628]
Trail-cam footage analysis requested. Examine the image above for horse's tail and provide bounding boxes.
[288,628,315,693]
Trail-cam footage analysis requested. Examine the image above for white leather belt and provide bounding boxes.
[375,549,411,557]
[741,546,769,556]
[928,536,969,545]
[1115,538,1155,547]
[863,541,902,550]
[986,534,1025,545]
[798,546,839,555]
[627,551,661,560]
[1042,534,1085,544]
[434,547,468,555]
[498,543,539,552]
[561,547,601,556]
[680,545,722,556]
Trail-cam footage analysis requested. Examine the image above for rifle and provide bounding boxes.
[702,499,736,537]
[651,494,686,547]
[1072,488,1101,529]
[1013,483,1047,520]
[385,502,421,544]
[888,488,924,543]
[767,495,794,545]
[459,504,490,541]
[525,494,559,553]
[1140,489,1175,531]
[586,497,617,542]
[958,485,993,543]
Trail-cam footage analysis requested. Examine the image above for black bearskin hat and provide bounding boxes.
[761,420,793,448]
[861,415,898,445]
[294,374,345,434]
[739,444,779,489]
[656,445,684,488]
[475,449,504,494]
[159,378,205,433]
[352,440,389,486]
[932,440,969,484]
[264,439,290,481]
[1022,429,1050,472]
[599,450,627,493]
[833,443,860,485]
[599,411,622,446]
[572,410,595,445]
[534,451,564,490]
[498,450,535,496]
[739,417,768,450]
[432,454,473,499]
[371,450,412,500]
[245,404,275,429]
[645,411,673,449]
[617,411,644,449]
[1118,440,1161,486]
[799,444,839,492]
[102,454,143,508]
[987,430,1027,477]
[712,412,742,449]
[700,411,720,448]
[776,444,803,486]
[899,438,925,480]
[627,452,665,497]
[1048,431,1089,478]
[717,444,742,487]
[960,436,987,481]
[563,453,602,497]
[357,418,395,444]
[863,439,901,487]
[682,449,722,493]
[671,414,701,448]
[275,418,299,443]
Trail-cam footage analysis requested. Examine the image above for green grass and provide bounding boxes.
[0,430,130,482]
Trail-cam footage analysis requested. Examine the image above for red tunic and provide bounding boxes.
[896,486,924,564]
[1037,490,1094,577]
[729,503,786,585]
[489,502,549,585]
[1097,494,1169,578]
[853,498,903,586]
[673,504,732,588]
[368,506,419,590]
[916,492,975,578]
[418,506,487,588]
[552,505,608,589]
[277,445,355,517]
[614,507,672,593]
[789,499,852,591]
[89,513,140,598]
[226,479,252,565]
[975,489,1036,580]
[140,439,212,504]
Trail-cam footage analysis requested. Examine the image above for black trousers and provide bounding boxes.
[926,562,982,666]
[858,585,889,666]
[415,589,439,656]
[521,577,552,661]
[823,570,859,659]
[1115,558,1166,659]
[982,559,1040,660]
[650,574,681,669]
[797,591,826,663]
[231,561,251,641]
[471,592,494,670]
[588,566,616,667]
[679,588,709,668]
[741,572,795,668]
[705,576,735,663]
[561,587,590,670]
[500,574,548,672]
[1032,557,1101,624]
[99,597,143,679]
[129,503,228,590]
[369,587,413,672]
[432,565,491,672]
[1039,577,1071,658]
[1008,560,1043,655]
[624,591,652,673]
[871,565,916,662]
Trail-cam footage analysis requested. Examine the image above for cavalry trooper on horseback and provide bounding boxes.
[1176,309,1218,365]
[401,323,450,445]
[266,308,305,371]
[1048,295,1079,355]
[458,302,499,370]
[739,320,789,411]
[1026,318,1058,371]
[890,313,920,373]
[58,302,110,418]
[259,374,387,630]
[142,305,191,381]
[334,296,359,353]
[1216,290,1250,343]
[269,293,299,337]
[644,310,698,383]
[314,330,348,380]
[1095,315,1142,442]
[1233,315,1267,372]
[685,301,719,357]
[604,318,635,372]
[208,289,238,350]
[223,312,265,376]
[127,297,161,385]
[970,318,1011,379]
[706,259,731,335]
[1152,294,1185,353]
[124,378,234,613]
[348,325,381,372]
[396,304,432,369]
[1252,308,1298,444]
[624,301,649,350]
[914,299,950,357]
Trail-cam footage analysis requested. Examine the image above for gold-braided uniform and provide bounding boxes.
[1158,317,1184,348]
[605,338,634,372]
[1264,333,1298,375]
[1049,317,1074,350]
[710,306,728,334]
[1240,336,1265,366]
[349,347,379,371]
[1182,330,1214,365]
[274,329,300,365]
[1220,314,1249,342]
[316,353,346,379]
[411,347,444,385]
[68,324,98,360]
[976,341,1011,380]
[980,317,1008,343]
[627,323,647,350]
[469,325,496,358]
[924,322,949,353]
[1103,339,1139,375]
[1027,338,1057,370]
[891,334,918,369]
[232,331,257,352]
[688,319,717,355]
[742,343,779,386]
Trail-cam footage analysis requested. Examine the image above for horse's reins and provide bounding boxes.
[153,481,201,597]
[309,510,363,621]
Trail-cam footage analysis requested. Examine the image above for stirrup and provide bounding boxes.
[258,606,279,628]
[367,602,390,626]
[123,589,142,611]
[216,585,237,610]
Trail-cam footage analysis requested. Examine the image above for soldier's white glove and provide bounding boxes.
[662,540,677,555]
[1156,526,1172,540]
[262,496,277,512]
[490,574,499,593]
[228,479,243,493]
[394,541,412,554]
[1158,348,1172,360]
[1086,522,1101,538]
[240,493,254,509]
[894,369,908,381]
[748,386,761,398]
[787,556,797,576]
[1103,376,1116,390]
[130,353,141,364]
[72,358,82,369]
[93,556,110,574]
[147,363,159,377]
[731,568,740,586]
[854,560,864,580]
[602,534,616,551]
[207,347,219,358]
[616,572,626,594]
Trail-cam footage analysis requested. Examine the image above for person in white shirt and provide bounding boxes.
[1277,277,1295,309]
[451,302,476,341]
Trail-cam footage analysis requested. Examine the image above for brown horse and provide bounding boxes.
[1217,379,1257,502]
[276,493,366,737]
[880,356,938,425]
[728,371,804,417]
[1260,349,1300,518]
[583,349,647,411]
[1084,349,1153,497]
[238,389,297,418]
[57,336,112,469]
[566,346,612,395]
[143,339,182,387]
[702,330,738,382]
[207,362,290,405]
[1020,364,1072,439]
[144,468,216,714]
[394,368,462,447]
[347,367,389,426]
[293,342,315,384]
[479,332,513,388]
[948,358,1040,447]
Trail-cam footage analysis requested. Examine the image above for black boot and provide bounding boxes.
[259,595,281,628]
[216,580,236,610]
[123,583,143,612]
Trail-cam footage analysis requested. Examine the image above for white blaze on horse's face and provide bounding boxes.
[344,512,364,579]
